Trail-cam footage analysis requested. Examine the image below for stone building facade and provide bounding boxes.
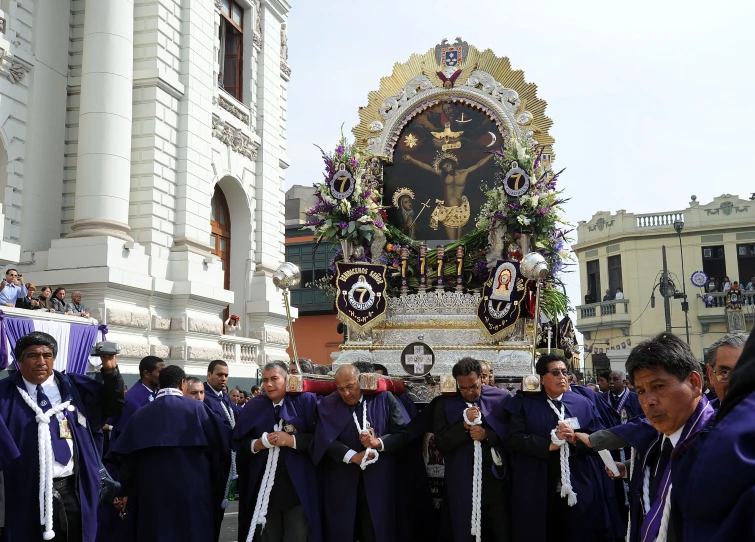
[0,0,293,378]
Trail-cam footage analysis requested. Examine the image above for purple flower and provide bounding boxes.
[350,157,358,169]
[473,260,489,280]
[375,219,384,228]
[392,260,399,268]
[339,221,348,229]
[336,145,345,159]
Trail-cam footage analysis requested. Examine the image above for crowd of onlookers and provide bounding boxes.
[0,267,90,317]
[584,286,624,304]
[706,274,755,293]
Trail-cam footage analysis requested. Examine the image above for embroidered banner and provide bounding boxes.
[335,262,388,333]
[476,260,528,340]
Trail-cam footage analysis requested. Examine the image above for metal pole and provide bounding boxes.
[662,246,672,333]
[281,289,301,374]
[678,233,691,344]
[530,279,543,374]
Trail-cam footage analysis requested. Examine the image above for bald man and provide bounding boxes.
[311,365,408,542]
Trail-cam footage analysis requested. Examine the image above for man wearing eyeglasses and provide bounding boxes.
[433,357,510,542]
[704,333,746,408]
[506,353,621,542]
[0,269,27,307]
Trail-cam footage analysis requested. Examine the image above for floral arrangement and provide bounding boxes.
[305,136,386,246]
[476,133,573,278]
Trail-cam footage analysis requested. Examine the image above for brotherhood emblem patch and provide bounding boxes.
[477,260,528,340]
[329,164,356,200]
[335,262,388,333]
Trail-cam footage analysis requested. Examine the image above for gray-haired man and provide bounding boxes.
[705,333,746,408]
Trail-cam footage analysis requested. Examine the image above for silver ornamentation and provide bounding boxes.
[464,70,521,110]
[388,290,480,316]
[516,111,533,126]
[369,120,384,132]
[379,75,435,119]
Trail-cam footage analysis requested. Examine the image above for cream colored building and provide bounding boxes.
[574,194,755,374]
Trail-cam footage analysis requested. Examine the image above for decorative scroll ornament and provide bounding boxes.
[336,263,388,333]
[477,260,528,340]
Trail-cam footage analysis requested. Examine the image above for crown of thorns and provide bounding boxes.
[432,151,459,174]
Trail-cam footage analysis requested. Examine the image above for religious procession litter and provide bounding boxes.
[1,38,754,542]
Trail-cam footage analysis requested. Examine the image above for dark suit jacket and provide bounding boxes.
[15,296,39,310]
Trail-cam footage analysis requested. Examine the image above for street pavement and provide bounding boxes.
[219,500,240,542]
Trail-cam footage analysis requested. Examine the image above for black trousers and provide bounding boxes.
[255,504,308,542]
[51,476,82,542]
[354,476,376,542]
[481,502,508,542]
[545,491,571,542]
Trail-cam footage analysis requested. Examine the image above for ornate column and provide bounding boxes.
[69,0,134,241]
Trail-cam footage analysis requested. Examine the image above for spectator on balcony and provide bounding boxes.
[50,287,73,314]
[721,276,732,292]
[36,286,54,312]
[224,314,240,335]
[707,276,718,293]
[602,289,613,302]
[15,282,40,310]
[584,288,596,304]
[731,281,742,293]
[66,290,90,318]
[0,269,27,307]
[746,277,755,290]
[614,287,624,300]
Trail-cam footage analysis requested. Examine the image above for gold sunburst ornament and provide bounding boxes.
[403,133,418,148]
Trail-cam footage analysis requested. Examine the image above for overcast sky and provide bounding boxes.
[284,0,755,349]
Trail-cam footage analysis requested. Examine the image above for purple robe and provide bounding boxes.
[203,382,240,425]
[109,395,231,542]
[570,384,611,426]
[505,390,618,542]
[231,393,322,542]
[0,415,19,469]
[311,391,406,542]
[441,387,511,542]
[681,392,755,541]
[112,382,155,435]
[0,371,112,542]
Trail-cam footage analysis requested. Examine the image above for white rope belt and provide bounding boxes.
[16,386,72,541]
[246,420,282,542]
[626,447,636,542]
[546,399,577,506]
[463,404,483,542]
[220,400,237,509]
[639,461,673,542]
[353,403,379,470]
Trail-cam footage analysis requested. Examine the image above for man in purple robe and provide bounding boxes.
[97,355,164,541]
[109,365,231,542]
[204,359,241,424]
[232,361,321,542]
[433,357,510,542]
[0,331,124,542]
[596,369,643,527]
[703,333,746,409]
[576,333,716,542]
[676,328,754,541]
[311,364,408,542]
[506,353,618,542]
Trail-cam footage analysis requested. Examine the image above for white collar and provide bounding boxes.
[156,388,184,399]
[612,389,626,399]
[272,398,284,407]
[666,425,684,447]
[22,374,55,396]
[207,383,223,396]
[141,382,156,394]
[547,393,564,401]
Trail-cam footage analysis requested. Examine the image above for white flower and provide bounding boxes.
[530,195,539,208]
[357,215,371,223]
[517,215,532,226]
[340,199,351,213]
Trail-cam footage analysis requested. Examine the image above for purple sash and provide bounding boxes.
[614,390,630,416]
[639,396,714,542]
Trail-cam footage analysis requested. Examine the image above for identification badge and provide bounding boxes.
[77,410,87,428]
[60,418,73,439]
[563,417,580,430]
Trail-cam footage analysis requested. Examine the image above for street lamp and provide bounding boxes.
[673,220,691,344]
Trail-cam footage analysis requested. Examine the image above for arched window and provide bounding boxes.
[210,185,231,291]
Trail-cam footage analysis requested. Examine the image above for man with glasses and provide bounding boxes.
[433,357,510,542]
[705,333,746,408]
[0,268,27,307]
[506,353,620,542]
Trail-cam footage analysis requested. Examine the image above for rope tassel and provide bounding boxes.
[464,404,483,542]
[16,386,71,541]
[246,422,282,542]
[547,399,578,507]
[353,402,379,470]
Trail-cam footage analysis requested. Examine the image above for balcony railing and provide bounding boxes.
[700,291,755,308]
[578,300,630,319]
[635,211,684,229]
[219,335,260,365]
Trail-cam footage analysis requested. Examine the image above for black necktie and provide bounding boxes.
[650,437,673,498]
[550,399,562,410]
[36,385,72,465]
[273,404,281,420]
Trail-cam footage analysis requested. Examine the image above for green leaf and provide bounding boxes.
[348,221,356,234]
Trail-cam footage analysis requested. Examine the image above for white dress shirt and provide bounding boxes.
[22,375,75,478]
[667,425,684,448]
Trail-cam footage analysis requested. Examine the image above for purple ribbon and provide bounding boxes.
[0,310,7,370]
[98,324,109,340]
[639,396,715,542]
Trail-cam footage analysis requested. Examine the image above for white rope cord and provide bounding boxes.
[463,404,483,542]
[619,446,629,506]
[16,386,72,541]
[220,399,237,509]
[546,399,578,506]
[642,466,651,515]
[657,483,673,542]
[626,448,636,542]
[352,402,379,470]
[246,421,282,542]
